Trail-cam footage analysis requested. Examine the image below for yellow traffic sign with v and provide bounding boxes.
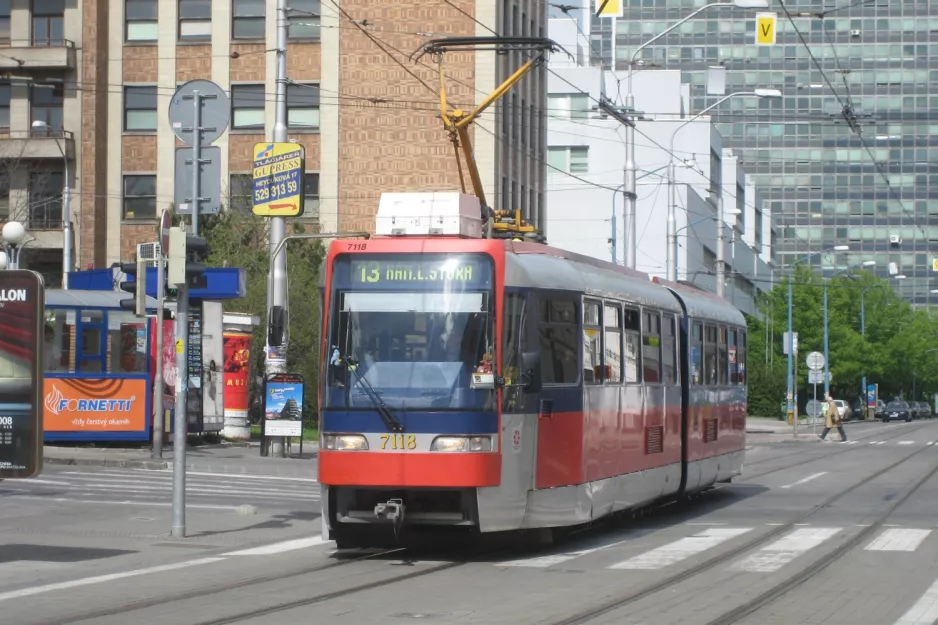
[755,12,777,45]
[596,0,623,18]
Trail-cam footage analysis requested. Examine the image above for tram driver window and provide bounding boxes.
[642,310,661,383]
[737,330,747,385]
[623,306,641,383]
[538,295,579,385]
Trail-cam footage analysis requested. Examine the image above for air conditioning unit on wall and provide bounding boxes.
[889,235,902,245]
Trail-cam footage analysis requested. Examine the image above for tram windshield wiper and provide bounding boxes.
[345,358,405,433]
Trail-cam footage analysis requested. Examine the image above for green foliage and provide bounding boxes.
[200,210,325,426]
[746,265,938,415]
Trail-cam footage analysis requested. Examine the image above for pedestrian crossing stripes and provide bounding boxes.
[729,527,842,573]
[492,526,935,572]
[1,468,318,509]
[608,528,752,570]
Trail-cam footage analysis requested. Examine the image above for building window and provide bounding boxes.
[547,146,588,174]
[288,0,320,39]
[231,84,265,130]
[178,0,211,40]
[29,171,64,229]
[0,0,10,43]
[0,82,9,128]
[126,0,158,42]
[30,82,63,132]
[0,176,8,220]
[32,0,64,46]
[287,83,320,129]
[228,174,253,213]
[303,172,319,218]
[548,93,590,120]
[232,0,264,39]
[123,174,157,219]
[124,86,157,131]
[709,148,722,196]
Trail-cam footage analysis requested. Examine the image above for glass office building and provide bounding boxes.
[578,0,937,304]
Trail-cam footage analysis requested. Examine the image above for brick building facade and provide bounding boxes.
[0,0,546,281]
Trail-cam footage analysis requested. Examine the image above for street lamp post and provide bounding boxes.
[1,221,28,270]
[786,245,849,434]
[31,120,71,289]
[609,0,768,270]
[666,89,781,283]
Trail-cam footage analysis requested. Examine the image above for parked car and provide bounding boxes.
[833,399,851,421]
[919,402,933,419]
[910,401,932,420]
[874,399,887,419]
[884,399,912,422]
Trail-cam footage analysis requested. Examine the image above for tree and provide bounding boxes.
[200,207,326,429]
[746,265,938,416]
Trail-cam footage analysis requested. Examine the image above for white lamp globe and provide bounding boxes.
[2,221,27,245]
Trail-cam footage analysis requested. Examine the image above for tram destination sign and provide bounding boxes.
[349,256,490,286]
[0,270,44,479]
[252,142,306,217]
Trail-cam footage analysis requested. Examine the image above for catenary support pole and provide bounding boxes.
[265,0,289,458]
[823,280,830,398]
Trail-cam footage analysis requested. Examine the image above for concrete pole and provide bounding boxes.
[152,254,165,458]
[266,0,289,458]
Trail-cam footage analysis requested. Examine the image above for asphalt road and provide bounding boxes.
[5,419,938,625]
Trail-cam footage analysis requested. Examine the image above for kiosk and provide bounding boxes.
[43,290,159,442]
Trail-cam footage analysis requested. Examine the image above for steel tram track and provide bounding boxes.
[741,420,934,480]
[545,439,938,625]
[707,446,938,625]
[36,545,412,625]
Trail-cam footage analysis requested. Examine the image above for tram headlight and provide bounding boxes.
[431,436,492,452]
[322,434,369,451]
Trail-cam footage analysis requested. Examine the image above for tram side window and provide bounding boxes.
[661,314,676,385]
[704,325,718,385]
[642,310,661,383]
[623,306,641,383]
[737,330,747,385]
[729,328,738,384]
[604,303,622,384]
[539,295,579,385]
[717,326,728,386]
[583,299,602,384]
[691,321,703,385]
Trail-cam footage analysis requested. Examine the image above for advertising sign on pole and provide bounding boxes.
[0,270,45,479]
[222,331,252,415]
[252,143,306,217]
[262,372,304,448]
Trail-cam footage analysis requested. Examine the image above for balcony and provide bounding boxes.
[0,40,77,71]
[0,129,74,160]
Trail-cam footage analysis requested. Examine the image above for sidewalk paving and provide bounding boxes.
[42,441,319,478]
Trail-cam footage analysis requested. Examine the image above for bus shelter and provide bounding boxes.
[43,289,159,442]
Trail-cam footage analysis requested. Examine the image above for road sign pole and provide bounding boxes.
[152,249,165,459]
[813,380,818,437]
[171,281,188,538]
[191,91,202,237]
[266,0,289,458]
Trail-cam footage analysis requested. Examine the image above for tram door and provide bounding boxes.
[531,292,582,489]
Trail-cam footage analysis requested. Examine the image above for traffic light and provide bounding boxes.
[185,234,208,289]
[119,258,147,316]
[166,227,209,290]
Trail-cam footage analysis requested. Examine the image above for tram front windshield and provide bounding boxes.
[325,254,495,412]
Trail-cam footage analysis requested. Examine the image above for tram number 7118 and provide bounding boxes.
[381,434,417,450]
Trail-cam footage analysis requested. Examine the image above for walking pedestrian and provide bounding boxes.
[819,394,847,442]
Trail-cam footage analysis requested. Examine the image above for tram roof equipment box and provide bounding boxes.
[376,192,483,238]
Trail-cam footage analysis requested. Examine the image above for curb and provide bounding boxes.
[44,456,170,470]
